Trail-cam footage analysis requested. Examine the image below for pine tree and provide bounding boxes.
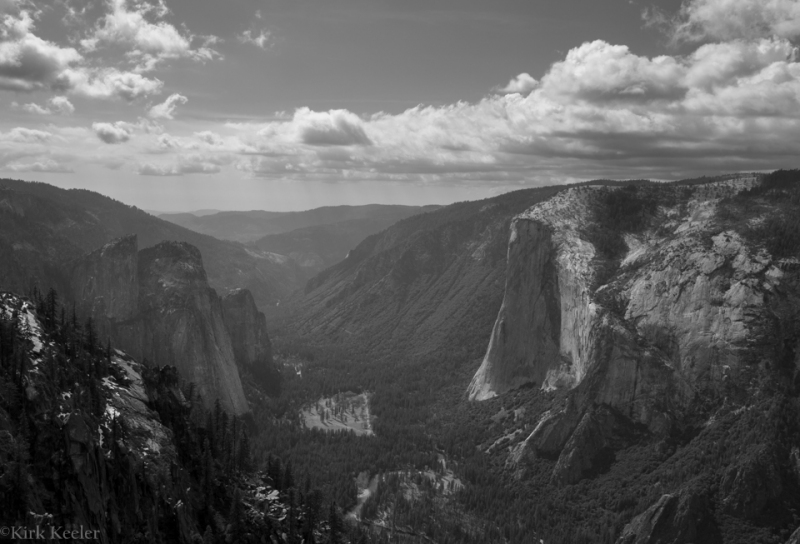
[328,501,341,544]
[226,487,244,542]
[283,460,295,490]
[287,489,298,544]
[238,432,251,472]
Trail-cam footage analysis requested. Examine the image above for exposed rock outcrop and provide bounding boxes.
[468,189,600,400]
[469,176,794,485]
[71,234,139,324]
[72,237,249,415]
[120,242,249,415]
[222,288,279,393]
[222,288,273,370]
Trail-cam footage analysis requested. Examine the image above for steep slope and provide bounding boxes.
[71,234,139,326]
[221,288,279,394]
[123,242,249,415]
[0,178,299,308]
[462,173,800,542]
[470,178,781,468]
[71,237,250,415]
[161,204,437,243]
[288,186,565,361]
[0,189,92,296]
[0,292,334,544]
[251,207,439,278]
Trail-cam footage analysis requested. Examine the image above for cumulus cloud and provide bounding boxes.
[662,0,800,42]
[63,67,163,100]
[148,92,187,119]
[5,158,74,173]
[496,73,538,94]
[17,95,75,115]
[19,102,49,114]
[229,9,800,185]
[0,126,53,143]
[82,0,220,71]
[194,130,223,145]
[92,121,132,144]
[4,0,800,185]
[49,95,75,113]
[290,108,373,146]
[238,29,271,50]
[0,8,83,92]
[540,41,687,103]
[138,158,222,176]
[0,3,162,99]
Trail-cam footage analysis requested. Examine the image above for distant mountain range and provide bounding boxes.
[0,180,434,311]
[159,204,439,243]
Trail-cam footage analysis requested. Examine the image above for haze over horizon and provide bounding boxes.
[1,0,799,211]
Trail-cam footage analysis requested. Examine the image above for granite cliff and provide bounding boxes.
[467,173,800,540]
[71,237,251,416]
[221,288,279,393]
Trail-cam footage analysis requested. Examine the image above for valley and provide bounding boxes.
[2,171,800,544]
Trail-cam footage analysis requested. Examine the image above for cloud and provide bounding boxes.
[3,0,800,186]
[49,95,75,113]
[662,0,800,42]
[496,73,538,94]
[238,29,271,50]
[20,102,49,114]
[82,0,220,71]
[293,108,373,146]
[92,121,132,144]
[0,3,162,99]
[539,41,686,103]
[0,8,83,92]
[138,158,222,176]
[63,67,163,100]
[194,130,223,145]
[16,95,75,115]
[229,11,800,185]
[0,127,53,143]
[5,157,74,173]
[148,92,187,119]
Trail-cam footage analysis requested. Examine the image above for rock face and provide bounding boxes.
[468,176,800,485]
[222,288,273,369]
[468,189,598,400]
[72,237,249,415]
[221,288,279,393]
[122,242,249,415]
[71,234,139,324]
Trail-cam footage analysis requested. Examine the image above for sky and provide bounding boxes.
[0,0,799,211]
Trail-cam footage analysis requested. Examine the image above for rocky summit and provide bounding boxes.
[71,237,253,416]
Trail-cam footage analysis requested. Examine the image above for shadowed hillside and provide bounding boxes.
[0,178,301,308]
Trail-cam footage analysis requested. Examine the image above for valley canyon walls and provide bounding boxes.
[71,236,270,416]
